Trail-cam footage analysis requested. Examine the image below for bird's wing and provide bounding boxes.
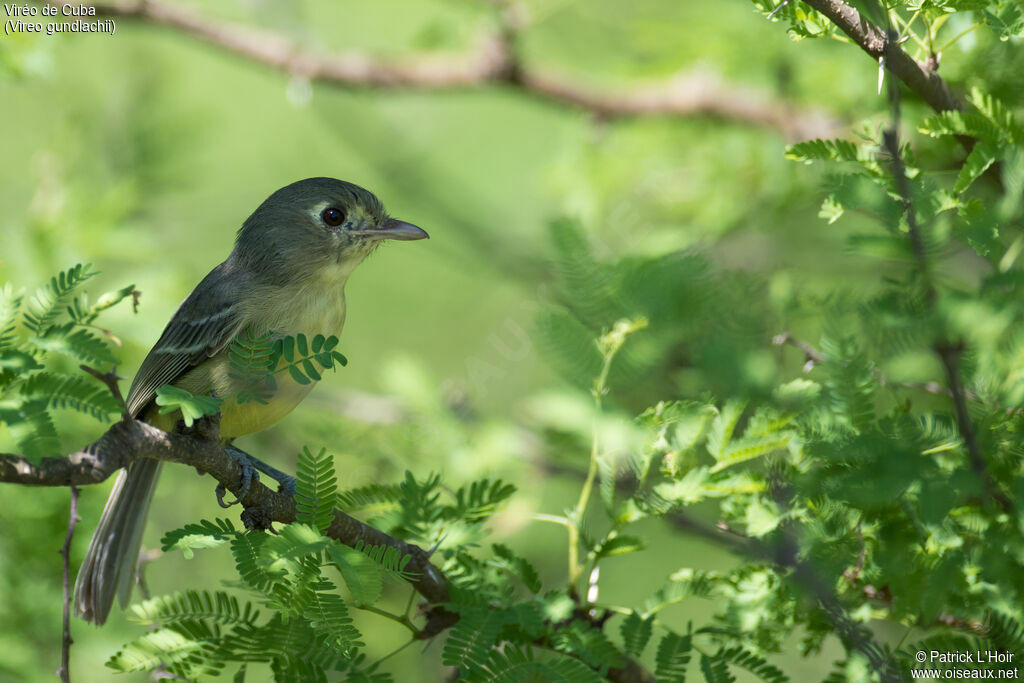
[126,262,247,417]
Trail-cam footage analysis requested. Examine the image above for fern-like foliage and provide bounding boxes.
[296,446,338,534]
[655,631,693,682]
[22,264,96,336]
[620,611,653,658]
[115,452,395,680]
[0,265,133,457]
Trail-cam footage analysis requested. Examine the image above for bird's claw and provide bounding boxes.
[216,452,259,507]
[215,445,294,505]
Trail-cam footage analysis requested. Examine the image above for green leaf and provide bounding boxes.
[23,263,95,335]
[620,611,653,658]
[920,110,1002,141]
[161,519,237,558]
[0,397,59,458]
[955,140,1000,193]
[716,648,788,683]
[20,371,121,420]
[154,385,223,427]
[700,653,735,683]
[227,330,276,404]
[287,364,311,385]
[106,628,204,673]
[645,569,722,615]
[655,631,692,682]
[261,523,329,574]
[550,620,624,672]
[594,533,646,559]
[302,586,362,652]
[442,604,505,670]
[325,542,384,605]
[29,324,117,365]
[0,350,42,373]
[353,540,415,582]
[230,531,272,590]
[128,590,259,628]
[295,447,337,534]
[785,138,870,165]
[969,87,1022,141]
[706,400,746,461]
[491,544,542,593]
[819,195,844,224]
[301,358,321,381]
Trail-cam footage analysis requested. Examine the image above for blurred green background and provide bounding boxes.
[1,0,1015,681]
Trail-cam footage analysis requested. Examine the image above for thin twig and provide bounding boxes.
[773,332,825,369]
[80,365,128,416]
[880,31,1010,512]
[56,485,79,683]
[764,477,903,682]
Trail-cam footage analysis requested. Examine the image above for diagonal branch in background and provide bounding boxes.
[0,417,654,683]
[35,0,840,140]
[800,0,963,116]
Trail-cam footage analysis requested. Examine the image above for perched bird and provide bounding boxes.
[74,177,428,624]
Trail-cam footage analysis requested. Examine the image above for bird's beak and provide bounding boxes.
[353,218,429,241]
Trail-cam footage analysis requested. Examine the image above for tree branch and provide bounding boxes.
[800,0,963,115]
[0,416,653,682]
[35,0,840,140]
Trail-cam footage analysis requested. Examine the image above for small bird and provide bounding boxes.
[74,177,428,624]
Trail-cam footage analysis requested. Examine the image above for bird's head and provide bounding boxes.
[232,177,428,285]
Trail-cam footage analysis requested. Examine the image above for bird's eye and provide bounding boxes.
[321,207,345,227]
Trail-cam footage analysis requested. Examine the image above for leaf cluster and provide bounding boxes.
[0,264,134,456]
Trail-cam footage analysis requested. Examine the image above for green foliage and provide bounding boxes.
[227,331,348,404]
[113,451,401,680]
[620,611,653,658]
[655,631,693,682]
[154,333,349,423]
[295,446,338,534]
[0,265,132,457]
[8,1,1024,680]
[154,385,223,428]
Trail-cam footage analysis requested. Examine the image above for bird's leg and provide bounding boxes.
[216,445,297,508]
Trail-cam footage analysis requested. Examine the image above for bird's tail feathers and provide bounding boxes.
[74,459,162,625]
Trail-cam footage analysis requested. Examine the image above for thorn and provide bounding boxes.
[767,0,793,19]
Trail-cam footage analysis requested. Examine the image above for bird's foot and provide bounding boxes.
[216,445,296,507]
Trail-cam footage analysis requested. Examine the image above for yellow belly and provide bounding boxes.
[144,270,351,441]
[146,347,317,441]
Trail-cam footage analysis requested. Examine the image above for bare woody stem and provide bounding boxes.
[878,35,1010,512]
[0,415,653,683]
[32,0,840,141]
[800,0,963,115]
[56,485,79,683]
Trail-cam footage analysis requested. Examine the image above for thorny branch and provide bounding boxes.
[799,0,963,116]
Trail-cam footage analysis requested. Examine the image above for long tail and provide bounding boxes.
[74,459,162,624]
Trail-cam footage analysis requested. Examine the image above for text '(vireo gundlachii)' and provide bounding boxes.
[74,177,428,624]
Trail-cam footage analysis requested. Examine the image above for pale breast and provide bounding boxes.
[149,270,352,440]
